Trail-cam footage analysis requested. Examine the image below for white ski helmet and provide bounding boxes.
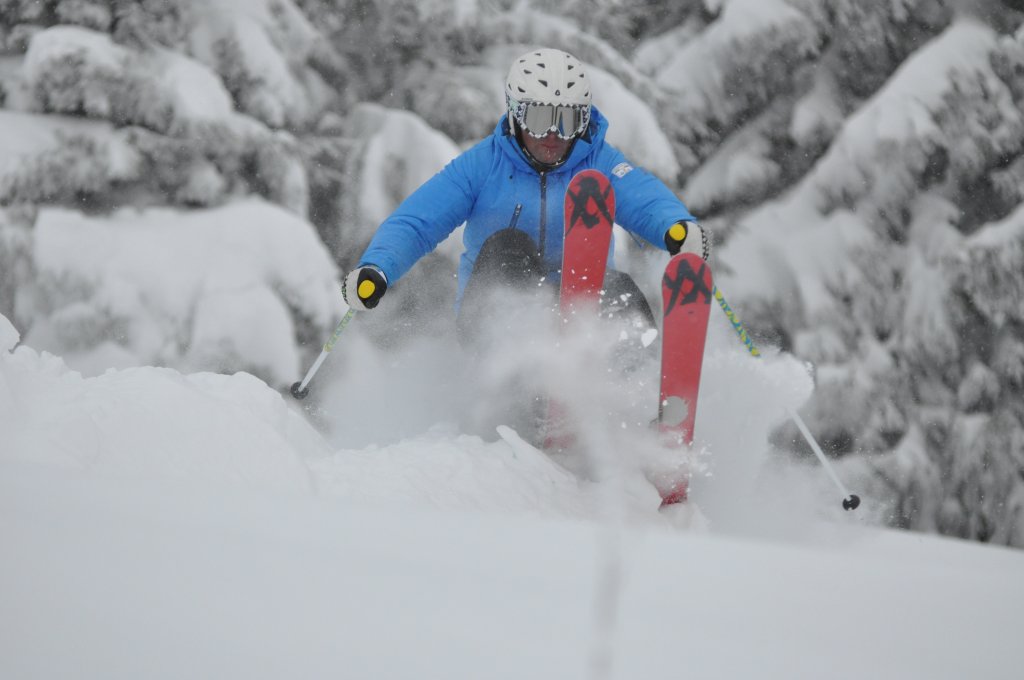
[505,48,592,139]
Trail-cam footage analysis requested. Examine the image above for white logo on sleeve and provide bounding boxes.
[611,162,634,178]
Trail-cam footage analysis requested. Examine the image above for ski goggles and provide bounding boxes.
[511,100,590,140]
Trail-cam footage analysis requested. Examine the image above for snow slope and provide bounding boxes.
[3,311,1023,679]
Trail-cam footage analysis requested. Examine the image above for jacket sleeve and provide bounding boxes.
[599,146,696,250]
[357,144,484,283]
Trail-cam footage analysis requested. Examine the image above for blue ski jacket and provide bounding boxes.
[358,106,696,307]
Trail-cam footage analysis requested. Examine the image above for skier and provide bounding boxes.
[341,47,709,345]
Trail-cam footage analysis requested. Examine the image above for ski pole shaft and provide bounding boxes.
[712,286,860,511]
[786,405,859,509]
[290,307,356,400]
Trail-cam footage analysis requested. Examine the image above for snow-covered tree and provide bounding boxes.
[712,11,1024,546]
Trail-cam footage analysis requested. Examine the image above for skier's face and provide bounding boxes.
[522,131,573,165]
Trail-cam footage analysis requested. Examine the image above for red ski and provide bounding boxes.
[657,252,713,504]
[559,169,615,317]
[544,169,615,450]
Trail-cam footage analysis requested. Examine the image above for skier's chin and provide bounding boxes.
[537,148,565,164]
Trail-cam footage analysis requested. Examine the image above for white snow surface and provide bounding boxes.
[2,309,1022,680]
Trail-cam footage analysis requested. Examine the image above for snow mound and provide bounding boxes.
[0,336,325,493]
[5,324,1024,680]
[310,423,599,518]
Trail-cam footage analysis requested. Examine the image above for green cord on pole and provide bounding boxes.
[713,286,760,357]
[323,308,356,352]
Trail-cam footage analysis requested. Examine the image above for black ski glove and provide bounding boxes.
[665,221,710,260]
[343,265,388,310]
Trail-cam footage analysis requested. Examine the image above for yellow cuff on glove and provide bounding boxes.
[665,222,689,255]
[665,221,710,260]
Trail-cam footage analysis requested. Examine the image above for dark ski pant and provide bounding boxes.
[455,227,656,350]
[454,227,658,442]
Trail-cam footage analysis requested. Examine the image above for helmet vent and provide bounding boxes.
[539,80,548,87]
[555,89,560,96]
[566,82,575,88]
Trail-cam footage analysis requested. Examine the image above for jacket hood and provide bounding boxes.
[493,106,609,174]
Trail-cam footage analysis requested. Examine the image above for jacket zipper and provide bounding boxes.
[538,171,547,260]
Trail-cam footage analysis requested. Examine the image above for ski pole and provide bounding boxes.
[290,307,356,400]
[713,286,861,511]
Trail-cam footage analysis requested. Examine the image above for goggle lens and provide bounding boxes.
[516,102,588,140]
